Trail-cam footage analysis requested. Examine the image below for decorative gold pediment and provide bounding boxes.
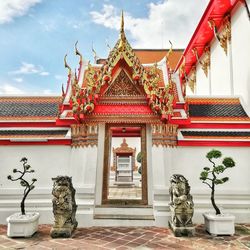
[104,69,143,96]
[68,11,176,123]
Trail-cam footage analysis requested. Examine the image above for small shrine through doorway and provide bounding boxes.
[109,137,141,200]
[102,124,148,205]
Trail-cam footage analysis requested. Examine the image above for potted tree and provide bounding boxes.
[200,149,236,236]
[6,157,40,237]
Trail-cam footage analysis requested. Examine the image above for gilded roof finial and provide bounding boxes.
[166,40,173,61]
[118,10,126,51]
[92,43,99,64]
[64,54,72,75]
[75,41,83,62]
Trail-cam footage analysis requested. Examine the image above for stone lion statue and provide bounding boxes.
[169,174,193,209]
[50,176,78,238]
[169,174,194,231]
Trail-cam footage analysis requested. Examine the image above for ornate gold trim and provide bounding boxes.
[201,47,210,77]
[208,15,231,55]
[188,67,196,93]
[192,47,210,77]
[71,124,98,147]
[152,124,178,147]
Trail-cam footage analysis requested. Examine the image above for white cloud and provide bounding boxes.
[42,89,52,95]
[10,62,49,76]
[13,77,23,82]
[55,74,65,80]
[0,83,25,95]
[39,71,49,76]
[0,0,41,24]
[90,0,209,48]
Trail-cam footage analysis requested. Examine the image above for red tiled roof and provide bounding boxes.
[186,98,250,121]
[0,96,61,120]
[134,49,183,69]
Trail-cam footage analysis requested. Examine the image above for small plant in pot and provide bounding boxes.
[6,157,40,237]
[200,149,236,236]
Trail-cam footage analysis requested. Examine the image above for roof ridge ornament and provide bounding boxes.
[75,41,82,62]
[64,54,72,76]
[166,40,173,62]
[118,10,126,51]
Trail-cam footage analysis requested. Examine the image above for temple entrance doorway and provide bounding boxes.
[102,124,148,205]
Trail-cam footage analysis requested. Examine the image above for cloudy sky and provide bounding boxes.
[0,0,209,96]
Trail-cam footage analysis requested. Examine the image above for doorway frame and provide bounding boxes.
[102,123,148,205]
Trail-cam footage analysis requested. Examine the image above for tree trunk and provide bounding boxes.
[20,188,31,215]
[211,182,221,215]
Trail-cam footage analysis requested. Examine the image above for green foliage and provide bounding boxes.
[200,149,236,214]
[200,171,208,180]
[223,157,235,168]
[213,165,225,174]
[206,149,222,159]
[137,152,142,163]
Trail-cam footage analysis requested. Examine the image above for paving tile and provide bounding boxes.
[0,224,250,250]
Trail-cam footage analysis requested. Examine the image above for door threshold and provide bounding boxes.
[96,204,153,208]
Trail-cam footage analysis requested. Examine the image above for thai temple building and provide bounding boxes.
[0,0,250,227]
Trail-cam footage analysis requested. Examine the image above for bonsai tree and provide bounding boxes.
[200,149,235,215]
[7,157,37,215]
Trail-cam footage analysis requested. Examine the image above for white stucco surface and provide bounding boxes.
[232,3,250,115]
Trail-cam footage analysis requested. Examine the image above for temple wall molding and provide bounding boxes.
[152,124,178,147]
[71,124,98,147]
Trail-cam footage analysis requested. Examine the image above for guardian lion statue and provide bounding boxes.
[169,174,195,236]
[50,176,78,238]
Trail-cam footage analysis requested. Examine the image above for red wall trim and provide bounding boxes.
[178,140,250,147]
[0,139,71,146]
[0,122,63,128]
[179,123,250,129]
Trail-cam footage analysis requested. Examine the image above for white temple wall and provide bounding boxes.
[0,145,99,226]
[195,60,210,95]
[0,146,71,188]
[231,2,250,115]
[193,2,250,104]
[152,145,250,226]
[210,39,231,95]
[0,146,71,224]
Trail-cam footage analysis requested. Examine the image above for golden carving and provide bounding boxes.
[152,124,178,147]
[166,40,173,69]
[201,47,210,77]
[188,67,196,93]
[219,15,231,55]
[105,69,142,96]
[208,15,231,55]
[69,13,175,122]
[71,124,98,147]
[192,47,210,77]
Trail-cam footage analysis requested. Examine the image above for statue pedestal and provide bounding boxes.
[168,205,195,237]
[50,224,75,238]
[168,220,195,237]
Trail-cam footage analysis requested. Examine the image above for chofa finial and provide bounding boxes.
[75,41,83,62]
[64,54,72,75]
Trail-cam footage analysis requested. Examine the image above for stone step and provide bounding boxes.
[94,205,154,216]
[93,213,155,227]
[94,214,154,220]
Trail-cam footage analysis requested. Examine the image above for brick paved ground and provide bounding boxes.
[0,224,250,250]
